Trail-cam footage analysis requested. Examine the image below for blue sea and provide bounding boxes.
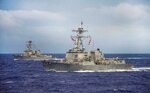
[0,54,150,93]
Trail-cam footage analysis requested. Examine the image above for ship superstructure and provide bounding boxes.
[66,22,125,65]
[24,41,41,57]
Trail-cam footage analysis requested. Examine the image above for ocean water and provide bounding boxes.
[0,54,150,93]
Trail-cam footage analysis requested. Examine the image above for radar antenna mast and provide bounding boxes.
[71,22,91,51]
[26,41,34,50]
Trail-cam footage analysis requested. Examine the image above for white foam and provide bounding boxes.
[125,57,150,59]
[5,81,14,83]
[74,70,95,72]
[46,69,68,72]
[132,67,150,71]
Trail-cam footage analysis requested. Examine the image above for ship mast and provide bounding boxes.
[26,41,34,50]
[71,22,90,51]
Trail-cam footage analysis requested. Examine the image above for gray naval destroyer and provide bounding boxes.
[43,22,133,71]
[14,41,53,61]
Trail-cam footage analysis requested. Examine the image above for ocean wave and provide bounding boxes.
[125,57,150,59]
[5,81,14,84]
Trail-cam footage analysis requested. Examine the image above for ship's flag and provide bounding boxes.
[71,36,76,45]
[71,37,75,41]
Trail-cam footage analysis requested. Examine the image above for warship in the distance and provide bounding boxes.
[14,41,53,61]
[43,22,133,71]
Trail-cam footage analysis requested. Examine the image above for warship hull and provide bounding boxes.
[43,62,133,72]
[14,55,53,61]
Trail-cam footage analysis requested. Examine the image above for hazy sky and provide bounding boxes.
[0,0,150,53]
